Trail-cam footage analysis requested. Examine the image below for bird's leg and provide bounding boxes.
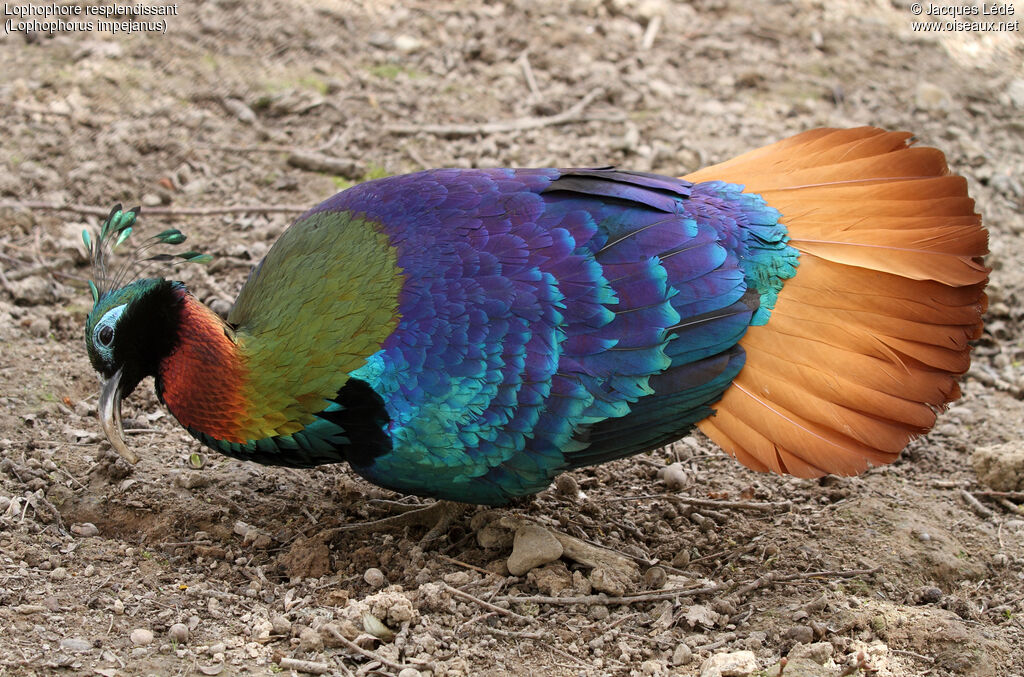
[329,500,468,544]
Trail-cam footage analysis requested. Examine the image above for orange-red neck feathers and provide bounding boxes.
[159,292,248,444]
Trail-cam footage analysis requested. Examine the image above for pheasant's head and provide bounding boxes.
[81,205,209,463]
[85,279,186,464]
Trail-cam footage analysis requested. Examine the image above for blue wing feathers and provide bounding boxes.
[307,168,797,504]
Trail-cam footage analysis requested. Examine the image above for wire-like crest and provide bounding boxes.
[82,204,212,304]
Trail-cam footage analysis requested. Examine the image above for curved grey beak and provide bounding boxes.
[99,366,140,464]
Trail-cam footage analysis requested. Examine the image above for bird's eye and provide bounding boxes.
[92,303,127,359]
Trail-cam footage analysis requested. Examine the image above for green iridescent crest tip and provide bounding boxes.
[81,203,213,304]
[154,228,187,245]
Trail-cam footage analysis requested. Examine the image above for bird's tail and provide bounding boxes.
[684,127,988,477]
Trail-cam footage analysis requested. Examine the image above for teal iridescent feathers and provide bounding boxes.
[82,203,212,304]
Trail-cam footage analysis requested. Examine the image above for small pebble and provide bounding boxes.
[477,526,514,549]
[699,650,757,677]
[589,604,610,620]
[363,567,386,588]
[916,586,943,604]
[130,628,154,646]
[28,317,50,337]
[113,599,125,615]
[60,637,93,653]
[658,462,688,490]
[398,669,422,677]
[271,614,292,635]
[299,626,323,652]
[208,642,226,655]
[168,623,189,643]
[788,641,834,665]
[49,567,68,581]
[83,564,95,577]
[744,631,767,650]
[671,548,691,567]
[589,565,632,596]
[643,566,666,590]
[713,599,737,617]
[507,525,563,576]
[672,642,693,665]
[786,625,814,644]
[641,659,663,675]
[915,82,952,111]
[554,473,579,499]
[394,34,422,53]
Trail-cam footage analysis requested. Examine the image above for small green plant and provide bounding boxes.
[298,75,328,95]
[368,64,403,79]
[363,163,391,181]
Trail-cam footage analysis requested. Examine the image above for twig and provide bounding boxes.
[441,582,533,625]
[0,263,15,296]
[457,611,498,633]
[323,625,421,673]
[973,490,1024,502]
[640,15,661,50]
[692,632,737,653]
[959,489,995,519]
[90,573,115,594]
[286,151,363,179]
[930,479,969,489]
[5,260,72,282]
[607,493,793,512]
[517,50,541,98]
[385,88,617,137]
[547,643,591,670]
[890,648,934,664]
[438,553,503,578]
[486,626,547,640]
[0,202,307,218]
[493,567,879,606]
[6,102,75,117]
[996,498,1021,514]
[196,143,296,153]
[276,657,330,674]
[155,540,213,549]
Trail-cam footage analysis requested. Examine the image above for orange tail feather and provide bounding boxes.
[685,127,988,478]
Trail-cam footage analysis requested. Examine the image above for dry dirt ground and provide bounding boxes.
[2,0,1024,675]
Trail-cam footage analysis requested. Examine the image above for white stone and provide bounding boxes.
[700,650,758,677]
